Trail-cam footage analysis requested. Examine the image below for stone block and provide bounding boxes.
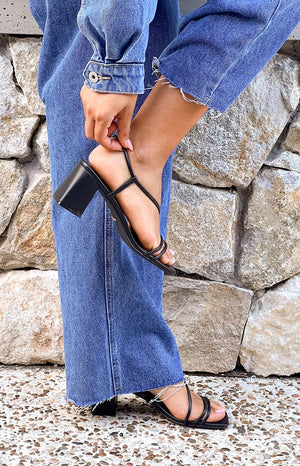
[9,37,45,115]
[282,112,300,153]
[0,174,57,270]
[0,270,63,365]
[167,180,237,281]
[0,54,39,159]
[239,275,300,376]
[264,150,300,173]
[33,121,50,172]
[173,54,300,188]
[163,276,253,373]
[0,159,26,235]
[237,167,300,290]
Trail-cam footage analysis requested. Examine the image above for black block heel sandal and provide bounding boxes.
[134,382,229,430]
[53,148,176,276]
[91,396,117,416]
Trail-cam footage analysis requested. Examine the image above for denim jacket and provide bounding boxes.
[77,0,159,94]
[76,0,300,105]
[30,0,300,111]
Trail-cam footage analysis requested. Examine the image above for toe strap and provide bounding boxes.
[145,237,168,260]
[184,384,193,426]
[195,396,211,425]
[152,239,168,260]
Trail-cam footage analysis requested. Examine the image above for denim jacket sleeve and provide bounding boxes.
[77,0,158,94]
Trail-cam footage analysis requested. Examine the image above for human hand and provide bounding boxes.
[80,85,137,150]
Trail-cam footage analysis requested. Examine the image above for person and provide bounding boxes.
[29,0,299,429]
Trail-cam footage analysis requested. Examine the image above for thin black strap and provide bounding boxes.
[201,396,211,423]
[134,178,160,213]
[151,239,168,260]
[122,148,160,213]
[195,396,211,425]
[122,146,135,178]
[184,385,193,426]
[107,176,137,198]
[145,237,164,257]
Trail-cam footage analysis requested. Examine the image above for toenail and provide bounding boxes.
[170,249,175,256]
[215,408,225,413]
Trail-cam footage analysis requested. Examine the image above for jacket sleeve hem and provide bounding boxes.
[83,60,145,94]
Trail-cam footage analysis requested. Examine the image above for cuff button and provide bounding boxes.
[89,71,99,83]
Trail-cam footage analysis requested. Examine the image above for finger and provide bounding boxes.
[115,121,130,149]
[94,116,112,146]
[101,135,124,151]
[107,121,118,137]
[116,109,134,150]
[94,119,123,150]
[85,117,95,140]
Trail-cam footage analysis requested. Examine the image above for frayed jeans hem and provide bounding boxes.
[63,375,187,408]
[151,56,222,119]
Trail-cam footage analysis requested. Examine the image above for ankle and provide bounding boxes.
[129,124,171,171]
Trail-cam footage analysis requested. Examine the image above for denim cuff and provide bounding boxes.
[83,60,144,94]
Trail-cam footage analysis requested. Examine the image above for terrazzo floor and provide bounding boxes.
[0,365,299,466]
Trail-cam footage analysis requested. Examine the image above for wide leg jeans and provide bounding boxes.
[29,0,299,406]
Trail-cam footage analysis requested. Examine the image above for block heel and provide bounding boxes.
[53,160,99,217]
[91,396,117,416]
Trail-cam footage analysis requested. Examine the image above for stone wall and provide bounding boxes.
[0,35,299,377]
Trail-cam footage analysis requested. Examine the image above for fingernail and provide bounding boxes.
[126,139,134,151]
[215,408,225,413]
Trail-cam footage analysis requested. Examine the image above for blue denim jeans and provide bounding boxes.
[29,0,299,406]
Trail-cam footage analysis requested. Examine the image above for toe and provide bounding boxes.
[156,245,175,266]
[167,248,175,264]
[190,393,226,423]
[207,399,226,423]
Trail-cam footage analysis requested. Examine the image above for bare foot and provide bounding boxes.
[149,383,226,423]
[88,144,174,266]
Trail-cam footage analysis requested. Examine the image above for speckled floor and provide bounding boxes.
[0,366,299,466]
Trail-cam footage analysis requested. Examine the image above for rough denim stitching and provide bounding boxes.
[104,205,121,394]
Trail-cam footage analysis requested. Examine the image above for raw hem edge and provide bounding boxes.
[63,375,186,409]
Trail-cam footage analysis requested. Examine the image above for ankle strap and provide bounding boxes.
[122,147,160,213]
[149,379,187,404]
[122,146,135,177]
